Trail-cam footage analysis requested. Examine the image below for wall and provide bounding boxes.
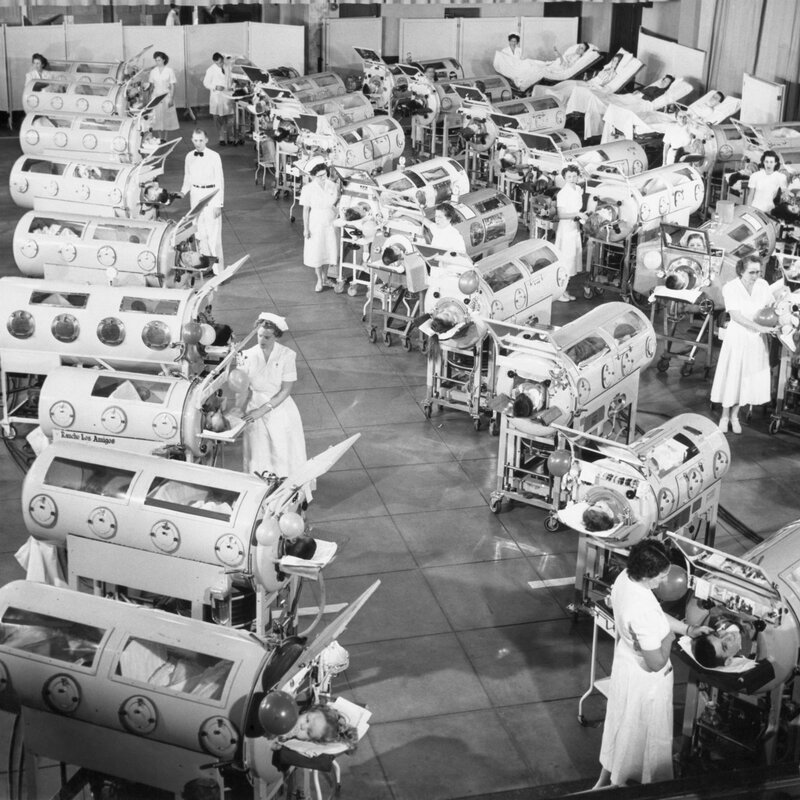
[579,3,612,53]
[641,0,681,42]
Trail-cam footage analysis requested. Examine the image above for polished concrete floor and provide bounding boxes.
[0,117,799,799]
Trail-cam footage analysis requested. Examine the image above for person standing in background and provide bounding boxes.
[26,53,50,83]
[179,129,225,272]
[747,150,788,215]
[501,33,522,60]
[710,256,777,433]
[165,3,180,25]
[203,52,234,146]
[147,52,180,141]
[300,161,340,292]
[555,164,586,301]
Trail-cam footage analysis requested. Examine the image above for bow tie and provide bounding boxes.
[193,151,204,157]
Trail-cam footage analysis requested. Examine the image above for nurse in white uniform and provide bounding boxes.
[236,313,313,499]
[554,164,585,301]
[299,161,340,292]
[593,540,710,789]
[147,51,180,141]
[747,150,788,214]
[711,255,777,433]
[426,204,467,255]
[500,33,523,60]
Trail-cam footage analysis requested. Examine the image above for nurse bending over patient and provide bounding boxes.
[593,540,711,789]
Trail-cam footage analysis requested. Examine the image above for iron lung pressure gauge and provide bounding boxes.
[49,401,75,428]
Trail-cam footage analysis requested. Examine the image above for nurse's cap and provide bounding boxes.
[507,32,520,41]
[257,312,289,332]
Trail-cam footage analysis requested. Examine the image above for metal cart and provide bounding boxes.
[422,335,499,433]
[576,597,615,726]
[583,234,637,303]
[363,250,428,351]
[652,289,718,379]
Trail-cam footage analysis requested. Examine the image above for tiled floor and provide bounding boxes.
[0,117,799,799]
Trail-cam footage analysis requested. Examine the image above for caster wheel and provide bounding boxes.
[680,363,694,377]
[334,281,346,294]
[656,358,670,373]
[361,314,366,323]
[273,191,280,200]
[368,327,377,343]
[2,425,16,441]
[489,419,499,436]
[489,497,502,514]
[595,287,605,296]
[578,715,589,728]
[383,332,392,347]
[423,402,432,419]
[347,285,358,297]
[473,417,482,432]
[544,515,561,532]
[283,190,291,199]
[583,286,594,300]
[621,294,631,304]
[403,337,413,352]
[289,215,295,223]
[421,338,428,354]
[769,419,781,435]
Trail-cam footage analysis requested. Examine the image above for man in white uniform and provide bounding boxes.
[179,129,225,273]
[203,52,233,146]
[165,3,180,25]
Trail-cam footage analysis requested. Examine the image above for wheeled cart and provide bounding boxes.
[489,424,568,530]
[651,292,717,379]
[422,335,499,433]
[583,235,636,302]
[363,256,428,351]
[576,595,615,726]
[769,255,800,435]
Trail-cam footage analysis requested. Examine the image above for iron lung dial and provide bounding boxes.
[49,401,75,428]
[101,405,127,434]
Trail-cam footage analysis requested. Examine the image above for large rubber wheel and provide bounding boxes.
[334,281,346,294]
[347,285,358,297]
[544,515,561,532]
[583,286,594,300]
[489,496,502,514]
[656,358,670,373]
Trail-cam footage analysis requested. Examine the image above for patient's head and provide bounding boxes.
[708,90,725,107]
[575,43,589,57]
[692,617,743,667]
[288,704,358,747]
[582,498,617,532]
[685,233,706,251]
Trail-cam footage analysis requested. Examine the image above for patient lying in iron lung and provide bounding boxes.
[582,499,618,532]
[691,611,757,668]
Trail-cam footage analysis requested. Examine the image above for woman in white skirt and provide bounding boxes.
[299,161,339,292]
[710,256,777,433]
[593,540,710,789]
[147,51,180,141]
[554,164,586,302]
[236,313,313,499]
